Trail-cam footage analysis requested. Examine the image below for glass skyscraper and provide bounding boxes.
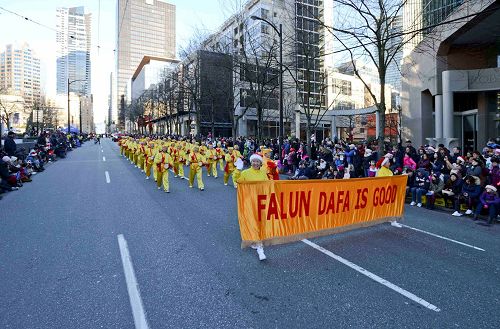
[56,6,92,97]
[115,0,176,129]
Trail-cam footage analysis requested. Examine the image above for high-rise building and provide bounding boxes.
[403,0,464,57]
[0,43,41,105]
[385,15,403,93]
[198,0,334,138]
[56,6,92,96]
[115,0,176,130]
[402,0,499,150]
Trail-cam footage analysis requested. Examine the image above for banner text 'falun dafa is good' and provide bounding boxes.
[237,175,407,248]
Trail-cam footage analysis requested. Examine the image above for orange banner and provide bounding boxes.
[237,176,407,248]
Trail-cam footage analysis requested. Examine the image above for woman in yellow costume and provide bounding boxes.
[215,142,225,171]
[154,145,172,193]
[188,146,206,191]
[206,144,218,178]
[144,141,156,180]
[237,153,269,260]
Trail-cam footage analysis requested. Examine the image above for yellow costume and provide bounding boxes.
[154,148,172,192]
[206,145,218,178]
[188,147,205,190]
[238,167,269,182]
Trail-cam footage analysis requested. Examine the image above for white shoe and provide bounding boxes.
[452,211,462,217]
[146,176,149,180]
[256,246,266,261]
[31,172,37,175]
[465,209,473,215]
[391,221,402,228]
[410,201,416,206]
[417,203,422,207]
[224,183,228,186]
[165,190,169,193]
[157,187,161,190]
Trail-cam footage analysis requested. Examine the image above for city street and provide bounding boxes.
[1,139,499,329]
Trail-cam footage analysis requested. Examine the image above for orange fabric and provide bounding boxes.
[237,176,407,247]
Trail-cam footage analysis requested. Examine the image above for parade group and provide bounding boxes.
[117,135,500,227]
[118,136,280,193]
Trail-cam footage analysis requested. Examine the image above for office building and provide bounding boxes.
[0,43,41,105]
[401,0,500,150]
[56,6,92,96]
[115,0,176,130]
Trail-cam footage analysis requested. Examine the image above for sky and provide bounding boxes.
[0,0,230,129]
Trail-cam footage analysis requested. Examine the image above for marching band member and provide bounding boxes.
[154,145,172,193]
[216,142,225,171]
[144,141,156,179]
[188,146,206,191]
[206,144,218,178]
[261,148,279,180]
[231,145,243,188]
[224,147,235,186]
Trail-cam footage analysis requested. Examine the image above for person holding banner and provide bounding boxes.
[376,155,393,177]
[238,153,269,261]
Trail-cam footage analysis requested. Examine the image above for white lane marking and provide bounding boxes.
[117,235,150,329]
[103,156,106,162]
[302,239,441,312]
[105,171,110,183]
[101,149,104,153]
[400,224,485,252]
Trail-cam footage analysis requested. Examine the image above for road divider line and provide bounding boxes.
[105,171,110,183]
[302,239,441,312]
[103,156,106,162]
[400,224,485,251]
[117,235,150,329]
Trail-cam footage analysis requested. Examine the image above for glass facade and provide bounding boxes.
[56,6,92,96]
[295,0,324,108]
[116,0,176,127]
[422,0,464,33]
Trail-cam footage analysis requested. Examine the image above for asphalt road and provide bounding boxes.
[1,139,499,329]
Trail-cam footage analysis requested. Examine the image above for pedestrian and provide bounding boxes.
[237,153,269,260]
[4,131,17,157]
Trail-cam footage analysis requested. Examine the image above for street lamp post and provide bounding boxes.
[250,15,284,161]
[67,78,86,135]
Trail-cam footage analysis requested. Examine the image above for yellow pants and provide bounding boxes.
[120,147,124,156]
[208,162,218,177]
[174,162,185,177]
[137,156,144,169]
[232,169,241,188]
[156,170,169,191]
[153,165,158,181]
[144,163,152,177]
[224,169,233,185]
[189,166,204,189]
[219,159,224,171]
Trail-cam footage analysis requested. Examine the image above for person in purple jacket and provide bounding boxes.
[474,185,500,225]
[489,157,499,187]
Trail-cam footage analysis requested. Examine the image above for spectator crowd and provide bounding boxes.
[0,130,86,200]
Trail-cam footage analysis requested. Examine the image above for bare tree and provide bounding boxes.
[316,0,420,147]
